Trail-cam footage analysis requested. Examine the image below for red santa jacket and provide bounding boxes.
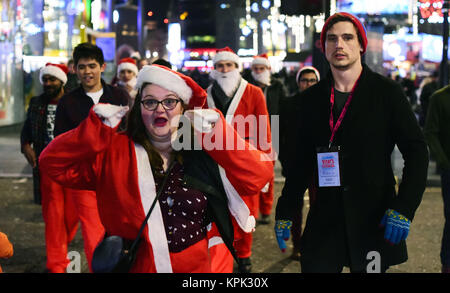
[207,79,275,234]
[39,105,273,272]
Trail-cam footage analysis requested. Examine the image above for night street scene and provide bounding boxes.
[1,0,450,285]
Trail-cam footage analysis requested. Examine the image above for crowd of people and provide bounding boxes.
[1,12,449,274]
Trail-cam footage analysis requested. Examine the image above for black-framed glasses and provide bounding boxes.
[141,98,182,111]
[299,78,317,84]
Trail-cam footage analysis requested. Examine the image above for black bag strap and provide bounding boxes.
[128,159,176,255]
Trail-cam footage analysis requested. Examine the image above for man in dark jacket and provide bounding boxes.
[21,63,81,273]
[279,66,320,261]
[274,12,428,273]
[54,43,129,136]
[424,86,450,273]
[45,42,129,272]
[21,63,68,205]
[419,71,439,127]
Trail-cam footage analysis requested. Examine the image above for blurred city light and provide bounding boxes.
[180,11,188,21]
[113,10,119,24]
[251,2,259,13]
[262,0,271,9]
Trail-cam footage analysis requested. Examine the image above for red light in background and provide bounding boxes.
[147,11,153,17]
[164,18,169,24]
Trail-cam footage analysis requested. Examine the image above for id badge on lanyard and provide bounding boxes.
[317,146,341,187]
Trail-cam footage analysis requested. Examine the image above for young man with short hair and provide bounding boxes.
[47,42,129,272]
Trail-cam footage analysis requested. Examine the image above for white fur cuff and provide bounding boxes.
[184,109,220,133]
[93,103,129,128]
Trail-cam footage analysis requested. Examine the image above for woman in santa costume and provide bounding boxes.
[39,65,273,273]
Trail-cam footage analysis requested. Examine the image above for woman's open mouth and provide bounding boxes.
[154,117,168,127]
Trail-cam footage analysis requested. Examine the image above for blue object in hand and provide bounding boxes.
[274,220,292,252]
[379,209,410,245]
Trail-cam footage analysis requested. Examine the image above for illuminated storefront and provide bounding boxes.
[0,0,112,127]
[0,0,25,126]
[338,0,443,79]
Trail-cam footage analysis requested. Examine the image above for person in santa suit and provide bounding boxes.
[39,65,274,273]
[114,57,139,107]
[245,53,288,225]
[207,47,274,273]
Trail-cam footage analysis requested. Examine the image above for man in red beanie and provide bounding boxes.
[275,12,428,273]
[207,47,274,273]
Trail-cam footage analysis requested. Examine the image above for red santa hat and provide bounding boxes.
[296,66,321,83]
[117,57,139,76]
[212,46,241,67]
[251,53,271,68]
[136,65,206,109]
[39,63,68,85]
[320,12,368,55]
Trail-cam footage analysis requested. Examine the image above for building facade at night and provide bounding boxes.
[0,0,448,126]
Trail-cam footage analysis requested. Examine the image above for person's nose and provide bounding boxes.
[335,37,344,49]
[154,102,166,112]
[83,67,92,74]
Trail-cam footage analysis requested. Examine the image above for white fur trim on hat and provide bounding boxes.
[213,51,241,67]
[40,65,68,85]
[136,65,192,104]
[296,66,321,83]
[251,57,270,68]
[117,62,138,76]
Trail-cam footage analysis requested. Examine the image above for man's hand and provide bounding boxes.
[379,209,410,245]
[274,220,292,252]
[22,144,37,168]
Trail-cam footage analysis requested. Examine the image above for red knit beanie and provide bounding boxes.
[320,12,368,55]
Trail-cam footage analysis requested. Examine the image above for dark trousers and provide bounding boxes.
[441,169,450,266]
[32,166,41,205]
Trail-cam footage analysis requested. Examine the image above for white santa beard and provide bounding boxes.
[251,70,271,86]
[119,77,137,87]
[210,69,241,97]
[128,77,137,88]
